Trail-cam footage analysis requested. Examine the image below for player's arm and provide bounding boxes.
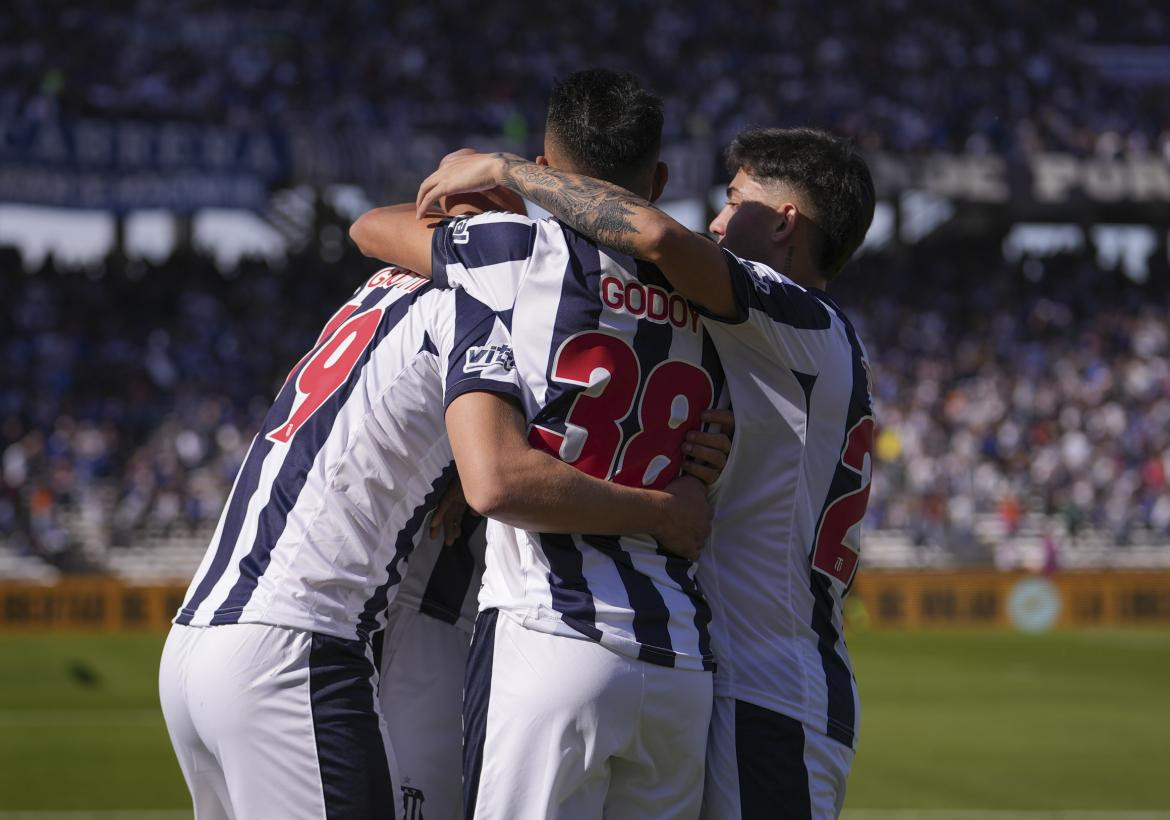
[445,391,728,561]
[349,168,528,277]
[416,152,739,319]
[348,204,442,277]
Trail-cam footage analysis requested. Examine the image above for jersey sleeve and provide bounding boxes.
[442,288,523,409]
[430,212,539,311]
[694,248,835,373]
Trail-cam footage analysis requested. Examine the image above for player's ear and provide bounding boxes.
[535,155,549,167]
[774,202,799,244]
[648,162,669,203]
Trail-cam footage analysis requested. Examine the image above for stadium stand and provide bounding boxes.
[2,0,1170,155]
[2,220,1168,579]
[2,0,1169,578]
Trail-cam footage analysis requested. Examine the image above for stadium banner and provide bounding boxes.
[0,579,187,632]
[1,572,1168,632]
[849,570,1170,631]
[869,152,1170,204]
[0,116,290,211]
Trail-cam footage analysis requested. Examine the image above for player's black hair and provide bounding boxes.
[726,128,875,280]
[545,69,663,184]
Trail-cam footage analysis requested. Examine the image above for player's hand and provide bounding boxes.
[653,475,712,561]
[682,409,735,485]
[417,151,523,218]
[430,479,468,546]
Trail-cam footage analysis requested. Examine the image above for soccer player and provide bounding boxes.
[414,127,877,819]
[350,69,731,818]
[158,252,720,818]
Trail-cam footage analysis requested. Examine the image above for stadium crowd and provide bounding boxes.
[2,0,1170,157]
[3,226,1169,569]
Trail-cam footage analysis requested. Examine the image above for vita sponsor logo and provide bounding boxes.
[464,343,515,373]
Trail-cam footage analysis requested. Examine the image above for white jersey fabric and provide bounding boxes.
[173,267,518,641]
[699,249,875,749]
[431,212,730,672]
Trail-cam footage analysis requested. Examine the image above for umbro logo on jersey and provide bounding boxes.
[465,344,514,372]
[451,218,471,244]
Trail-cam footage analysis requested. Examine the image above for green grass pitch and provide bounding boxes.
[0,629,1168,812]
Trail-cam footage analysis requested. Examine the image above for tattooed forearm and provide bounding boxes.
[494,154,658,257]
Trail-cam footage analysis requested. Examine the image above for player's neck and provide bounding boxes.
[767,246,828,292]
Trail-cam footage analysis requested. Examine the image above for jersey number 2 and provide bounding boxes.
[811,416,874,586]
[266,304,384,444]
[529,331,714,490]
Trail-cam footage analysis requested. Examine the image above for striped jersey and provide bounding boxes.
[392,511,486,634]
[699,248,875,748]
[174,267,519,642]
[431,212,728,672]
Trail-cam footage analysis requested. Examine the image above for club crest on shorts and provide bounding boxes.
[401,785,425,819]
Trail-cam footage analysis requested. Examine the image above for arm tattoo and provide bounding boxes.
[495,154,651,256]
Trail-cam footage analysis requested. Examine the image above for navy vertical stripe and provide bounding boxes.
[535,229,605,421]
[734,699,812,819]
[804,298,870,746]
[539,533,603,641]
[355,462,459,639]
[662,551,715,671]
[308,633,394,818]
[210,290,427,624]
[177,287,395,623]
[463,608,498,819]
[581,533,673,662]
[809,572,856,746]
[418,512,483,625]
[175,432,272,623]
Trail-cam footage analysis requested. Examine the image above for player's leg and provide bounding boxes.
[463,608,639,820]
[379,601,471,820]
[159,624,234,820]
[701,697,852,820]
[185,623,401,820]
[603,663,713,820]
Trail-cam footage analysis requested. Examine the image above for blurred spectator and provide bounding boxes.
[2,218,1168,568]
[1,0,1169,157]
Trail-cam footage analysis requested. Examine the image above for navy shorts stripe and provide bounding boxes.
[463,608,498,819]
[734,699,812,820]
[308,632,394,818]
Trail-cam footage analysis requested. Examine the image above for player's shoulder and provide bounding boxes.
[721,248,838,330]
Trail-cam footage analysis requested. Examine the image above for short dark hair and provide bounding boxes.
[545,69,663,183]
[726,128,875,279]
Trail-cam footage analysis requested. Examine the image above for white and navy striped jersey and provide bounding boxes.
[699,249,875,749]
[174,267,519,642]
[431,212,729,672]
[393,512,486,634]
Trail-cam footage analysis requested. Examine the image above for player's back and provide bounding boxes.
[175,267,515,641]
[432,212,728,670]
[698,249,874,748]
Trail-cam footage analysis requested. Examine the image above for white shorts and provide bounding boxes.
[463,609,713,820]
[378,602,471,820]
[702,697,853,820]
[159,622,401,820]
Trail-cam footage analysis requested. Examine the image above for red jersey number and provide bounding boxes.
[267,307,384,444]
[811,416,875,585]
[529,331,715,490]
